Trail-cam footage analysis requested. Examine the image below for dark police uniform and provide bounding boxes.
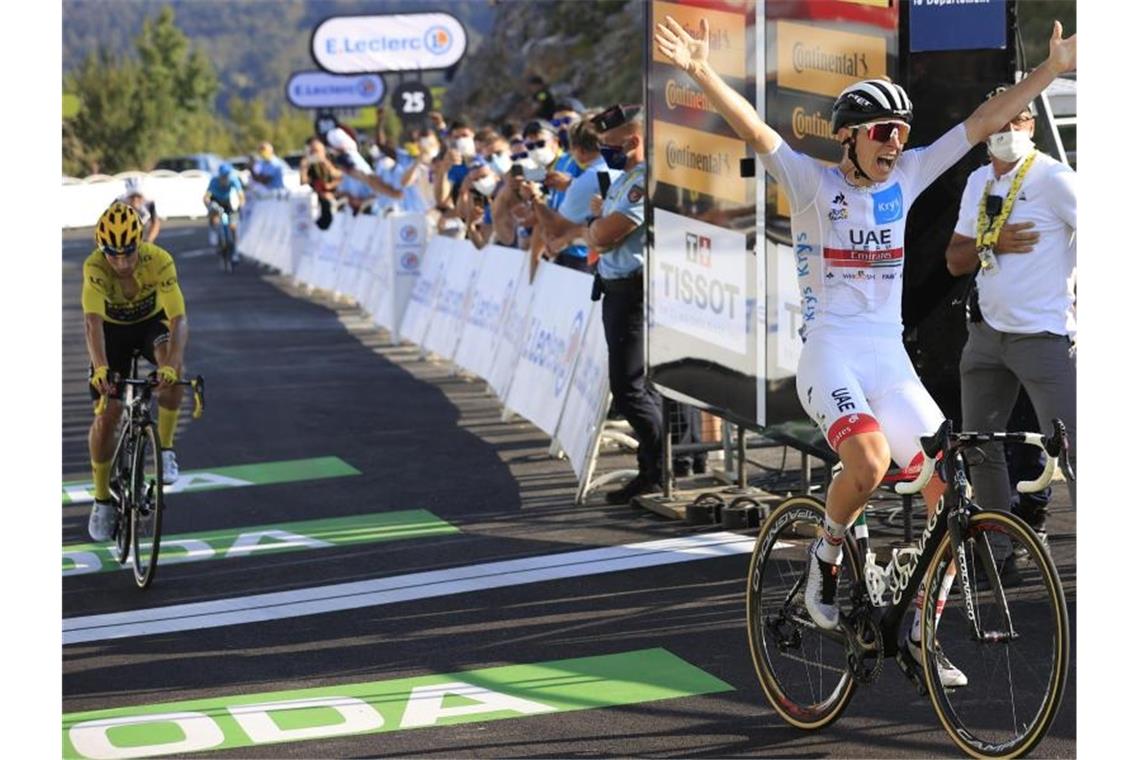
[594,158,664,491]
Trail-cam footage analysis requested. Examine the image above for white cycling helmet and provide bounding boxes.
[123,176,145,197]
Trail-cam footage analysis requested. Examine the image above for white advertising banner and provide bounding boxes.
[422,246,481,360]
[312,13,467,74]
[398,234,449,347]
[312,212,350,292]
[359,218,390,320]
[652,209,750,355]
[553,307,609,480]
[503,262,595,437]
[387,214,426,342]
[336,213,376,300]
[486,264,537,401]
[452,246,528,379]
[286,71,385,109]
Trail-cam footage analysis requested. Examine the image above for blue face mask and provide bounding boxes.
[599,143,627,171]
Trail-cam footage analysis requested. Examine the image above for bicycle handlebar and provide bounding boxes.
[895,418,1070,496]
[93,374,206,419]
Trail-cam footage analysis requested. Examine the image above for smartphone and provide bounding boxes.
[509,164,525,179]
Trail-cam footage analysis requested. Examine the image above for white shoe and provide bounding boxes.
[804,539,841,630]
[208,228,219,246]
[88,499,115,542]
[908,635,968,688]
[162,449,180,484]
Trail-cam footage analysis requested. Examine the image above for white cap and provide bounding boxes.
[326,127,357,153]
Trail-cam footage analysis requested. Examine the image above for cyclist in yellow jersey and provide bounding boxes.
[83,202,189,542]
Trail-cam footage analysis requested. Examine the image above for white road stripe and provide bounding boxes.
[63,532,754,645]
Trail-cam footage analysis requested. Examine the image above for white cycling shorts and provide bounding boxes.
[795,327,945,473]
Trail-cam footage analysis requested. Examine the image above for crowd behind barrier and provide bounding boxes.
[238,193,615,498]
[61,170,303,229]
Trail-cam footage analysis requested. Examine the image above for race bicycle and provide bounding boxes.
[208,201,237,272]
[95,354,205,589]
[746,419,1073,758]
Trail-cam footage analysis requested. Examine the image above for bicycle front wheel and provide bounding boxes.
[920,510,1069,758]
[746,496,861,730]
[131,422,164,589]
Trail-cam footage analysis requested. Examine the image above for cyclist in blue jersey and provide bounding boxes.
[203,163,244,250]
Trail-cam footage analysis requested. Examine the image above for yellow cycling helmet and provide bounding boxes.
[95,201,143,255]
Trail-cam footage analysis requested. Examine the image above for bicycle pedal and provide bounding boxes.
[894,653,928,697]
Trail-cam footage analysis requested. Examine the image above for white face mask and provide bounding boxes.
[987,128,1034,163]
[454,136,476,158]
[489,151,512,176]
[472,175,498,197]
[529,146,556,168]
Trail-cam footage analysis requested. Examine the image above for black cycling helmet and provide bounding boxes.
[830,79,914,134]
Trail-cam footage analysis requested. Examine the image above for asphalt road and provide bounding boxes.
[61,219,1077,758]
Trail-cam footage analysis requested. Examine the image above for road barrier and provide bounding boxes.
[238,193,622,501]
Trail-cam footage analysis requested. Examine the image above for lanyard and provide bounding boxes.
[976,150,1037,251]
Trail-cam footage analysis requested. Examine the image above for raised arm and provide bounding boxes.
[964,21,1076,145]
[654,16,781,154]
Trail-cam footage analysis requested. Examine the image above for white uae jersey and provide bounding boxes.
[759,124,971,338]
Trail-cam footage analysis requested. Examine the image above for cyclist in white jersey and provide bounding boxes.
[655,17,1075,686]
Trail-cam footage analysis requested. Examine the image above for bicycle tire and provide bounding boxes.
[919,510,1069,758]
[131,422,164,589]
[746,495,862,730]
[111,436,132,565]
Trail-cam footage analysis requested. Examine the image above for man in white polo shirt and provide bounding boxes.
[945,86,1077,539]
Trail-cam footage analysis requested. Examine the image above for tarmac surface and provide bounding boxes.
[61,218,1076,758]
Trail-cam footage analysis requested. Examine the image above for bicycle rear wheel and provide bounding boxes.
[920,510,1069,758]
[131,422,164,589]
[746,496,861,729]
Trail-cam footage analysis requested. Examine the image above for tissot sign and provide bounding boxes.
[286,71,385,108]
[312,13,467,73]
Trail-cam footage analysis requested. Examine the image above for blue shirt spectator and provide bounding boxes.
[251,142,288,190]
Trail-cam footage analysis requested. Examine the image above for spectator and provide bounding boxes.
[529,117,616,273]
[301,136,341,229]
[250,142,288,192]
[522,120,564,183]
[456,157,497,249]
[118,176,161,243]
[527,75,557,121]
[434,119,477,208]
[551,103,582,152]
[945,85,1077,540]
[587,103,663,503]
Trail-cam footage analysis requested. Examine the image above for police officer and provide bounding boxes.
[586,104,664,503]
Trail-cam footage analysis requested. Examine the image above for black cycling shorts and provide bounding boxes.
[88,313,170,400]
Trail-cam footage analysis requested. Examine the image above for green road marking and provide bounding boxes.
[62,456,360,505]
[63,648,732,758]
[62,510,457,576]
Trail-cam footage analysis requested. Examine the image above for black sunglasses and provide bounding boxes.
[102,244,138,258]
[524,140,547,150]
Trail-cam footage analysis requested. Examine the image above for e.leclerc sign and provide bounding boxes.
[286,71,385,109]
[312,13,467,73]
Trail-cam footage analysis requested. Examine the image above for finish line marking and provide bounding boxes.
[63,510,458,576]
[63,532,754,645]
[62,648,733,759]
[62,456,360,505]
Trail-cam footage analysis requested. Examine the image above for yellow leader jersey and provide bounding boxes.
[81,242,187,325]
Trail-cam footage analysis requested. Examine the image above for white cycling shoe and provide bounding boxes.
[162,449,180,485]
[88,499,115,542]
[908,635,968,688]
[804,539,841,630]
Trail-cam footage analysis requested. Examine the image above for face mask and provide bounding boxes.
[454,136,476,158]
[490,151,512,176]
[472,175,498,197]
[986,128,1034,163]
[529,146,556,167]
[599,142,629,171]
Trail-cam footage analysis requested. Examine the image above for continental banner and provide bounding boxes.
[652,120,751,205]
[775,20,887,97]
[651,1,748,80]
[768,89,843,163]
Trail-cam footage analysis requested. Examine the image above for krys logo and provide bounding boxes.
[400,252,419,271]
[872,183,903,224]
[400,224,419,243]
